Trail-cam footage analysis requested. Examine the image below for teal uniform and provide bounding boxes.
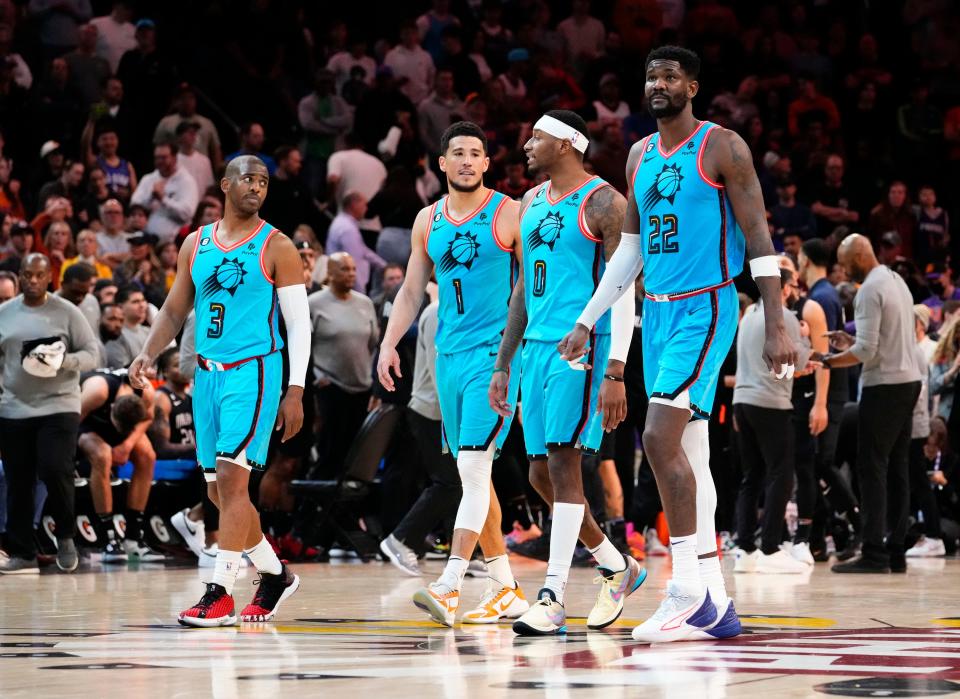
[633,121,745,418]
[519,176,612,458]
[427,190,519,457]
[189,220,283,474]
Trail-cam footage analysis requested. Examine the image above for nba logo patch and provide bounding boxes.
[201,237,210,246]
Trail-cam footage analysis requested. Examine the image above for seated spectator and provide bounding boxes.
[770,177,818,241]
[130,143,199,244]
[384,20,436,105]
[294,240,323,294]
[225,122,276,175]
[176,196,222,248]
[787,75,841,139]
[326,192,386,293]
[64,23,110,110]
[78,368,161,560]
[37,159,85,214]
[62,228,112,281]
[0,221,33,274]
[104,285,149,368]
[94,278,118,305]
[153,83,223,170]
[43,221,74,290]
[125,202,149,233]
[86,119,137,203]
[496,150,533,200]
[418,69,464,159]
[114,231,165,307]
[56,261,100,334]
[367,167,422,265]
[90,1,137,74]
[868,181,916,256]
[80,165,112,224]
[877,231,907,268]
[0,269,16,301]
[96,301,123,365]
[914,185,950,267]
[174,121,214,196]
[923,261,960,326]
[808,154,859,237]
[96,198,129,268]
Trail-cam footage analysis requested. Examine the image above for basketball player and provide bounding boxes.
[129,155,311,627]
[489,109,645,636]
[377,121,529,626]
[558,46,798,642]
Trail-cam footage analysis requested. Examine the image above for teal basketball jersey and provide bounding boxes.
[632,121,745,299]
[190,219,283,363]
[520,176,611,341]
[425,190,516,354]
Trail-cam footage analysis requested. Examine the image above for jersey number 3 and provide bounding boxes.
[207,302,225,338]
[648,214,679,254]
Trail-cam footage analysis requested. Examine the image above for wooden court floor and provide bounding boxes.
[1,554,958,698]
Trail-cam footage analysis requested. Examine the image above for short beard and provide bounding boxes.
[448,177,482,193]
[647,95,687,120]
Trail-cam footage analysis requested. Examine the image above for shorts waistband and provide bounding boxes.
[197,352,270,372]
[644,278,734,302]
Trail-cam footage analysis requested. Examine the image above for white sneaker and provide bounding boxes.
[379,534,421,576]
[756,549,810,574]
[586,555,647,630]
[631,583,717,643]
[790,541,815,566]
[122,539,167,561]
[645,528,669,556]
[905,537,946,558]
[170,509,205,559]
[198,544,248,568]
[512,588,566,636]
[733,548,759,573]
[413,582,459,627]
[462,581,530,624]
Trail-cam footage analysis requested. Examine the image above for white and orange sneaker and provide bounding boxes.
[462,581,530,624]
[631,583,717,643]
[413,582,460,627]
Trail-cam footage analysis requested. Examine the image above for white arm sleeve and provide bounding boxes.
[277,284,310,388]
[576,233,643,329]
[608,288,635,363]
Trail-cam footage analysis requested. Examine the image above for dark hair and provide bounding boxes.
[157,346,179,375]
[62,261,97,284]
[944,300,960,317]
[440,121,488,155]
[543,110,590,141]
[100,301,120,314]
[155,141,178,156]
[128,203,149,217]
[94,278,117,293]
[274,145,296,163]
[112,393,147,436]
[115,285,143,305]
[800,238,830,268]
[94,117,119,139]
[383,262,405,278]
[645,45,701,79]
[239,121,261,138]
[779,266,795,289]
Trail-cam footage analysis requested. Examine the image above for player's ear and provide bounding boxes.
[688,79,699,99]
[481,155,490,173]
[438,154,447,174]
[219,177,230,195]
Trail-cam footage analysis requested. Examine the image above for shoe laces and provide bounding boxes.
[250,569,285,605]
[648,583,696,623]
[197,583,226,609]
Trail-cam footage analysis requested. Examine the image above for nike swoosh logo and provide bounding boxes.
[643,156,656,163]
[530,201,543,207]
[499,600,511,612]
[803,391,814,398]
[198,248,212,254]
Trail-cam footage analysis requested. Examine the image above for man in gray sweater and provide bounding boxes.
[819,234,922,573]
[0,254,99,574]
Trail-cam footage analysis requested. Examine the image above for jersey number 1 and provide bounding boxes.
[648,214,679,254]
[207,302,225,338]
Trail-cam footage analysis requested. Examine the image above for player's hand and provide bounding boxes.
[275,386,304,442]
[597,378,627,432]
[128,353,153,389]
[557,323,590,363]
[488,368,512,417]
[809,403,828,436]
[764,324,799,380]
[377,344,401,392]
[112,443,132,465]
[825,330,855,351]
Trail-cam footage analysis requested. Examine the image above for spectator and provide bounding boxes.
[905,417,952,558]
[0,22,32,90]
[157,240,177,293]
[868,181,916,256]
[64,23,110,110]
[497,48,529,103]
[326,192,385,292]
[130,143,199,243]
[770,177,818,241]
[55,260,99,333]
[0,221,33,273]
[153,84,223,171]
[496,150,533,200]
[43,220,74,290]
[782,231,803,260]
[824,234,922,574]
[225,122,276,175]
[37,159,84,213]
[384,20,435,105]
[809,154,859,237]
[585,73,630,135]
[294,240,323,294]
[708,76,760,132]
[308,252,379,474]
[418,69,464,159]
[0,269,16,301]
[114,231,164,307]
[125,202,148,233]
[293,224,328,288]
[930,317,960,422]
[104,284,149,368]
[33,57,84,155]
[0,253,98,574]
[93,278,117,305]
[174,121,214,196]
[326,131,387,230]
[367,167,422,265]
[85,120,137,203]
[31,140,66,199]
[557,0,606,70]
[0,156,25,221]
[417,0,460,63]
[787,75,841,138]
[259,146,314,241]
[326,36,376,93]
[436,27,480,100]
[28,0,92,58]
[915,304,937,365]
[96,198,129,268]
[96,301,122,364]
[297,68,352,196]
[589,121,628,194]
[914,185,949,266]
[353,66,416,156]
[922,261,960,327]
[89,0,136,74]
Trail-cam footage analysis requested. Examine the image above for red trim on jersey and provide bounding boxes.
[212,219,266,252]
[718,190,729,281]
[644,277,734,302]
[577,183,609,242]
[656,120,707,159]
[267,291,277,353]
[491,193,512,252]
[545,175,598,206]
[630,135,653,192]
[259,227,277,283]
[697,125,724,189]
[442,188,494,226]
[188,226,203,272]
[423,200,439,255]
[236,357,265,455]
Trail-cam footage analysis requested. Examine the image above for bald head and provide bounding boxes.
[222,155,269,216]
[20,253,51,304]
[837,233,877,284]
[327,252,357,293]
[224,155,268,182]
[22,252,51,273]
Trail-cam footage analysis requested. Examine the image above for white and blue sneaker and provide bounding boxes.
[513,588,567,636]
[689,597,742,640]
[631,583,717,643]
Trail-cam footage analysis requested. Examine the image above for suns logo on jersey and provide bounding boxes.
[527,211,563,251]
[438,231,480,273]
[202,257,247,297]
[643,163,684,209]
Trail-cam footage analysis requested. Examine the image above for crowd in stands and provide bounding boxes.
[0,0,959,572]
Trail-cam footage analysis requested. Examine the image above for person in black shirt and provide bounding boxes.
[808,155,860,237]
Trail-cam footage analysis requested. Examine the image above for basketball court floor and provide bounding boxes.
[1,555,958,698]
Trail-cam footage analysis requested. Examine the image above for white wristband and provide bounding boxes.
[749,255,780,280]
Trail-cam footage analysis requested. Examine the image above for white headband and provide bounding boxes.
[534,115,589,153]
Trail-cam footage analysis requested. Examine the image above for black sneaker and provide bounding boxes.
[831,555,890,574]
[100,533,128,563]
[239,563,300,622]
[510,533,550,561]
[835,536,861,562]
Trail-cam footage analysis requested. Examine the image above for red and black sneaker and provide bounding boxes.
[240,563,300,622]
[277,532,325,562]
[178,583,237,627]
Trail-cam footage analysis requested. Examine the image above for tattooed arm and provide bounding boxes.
[707,128,798,373]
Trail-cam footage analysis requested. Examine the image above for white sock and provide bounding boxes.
[699,555,728,606]
[669,533,702,594]
[244,536,282,575]
[588,536,626,572]
[485,554,514,588]
[543,502,584,604]
[438,555,469,591]
[210,549,243,594]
